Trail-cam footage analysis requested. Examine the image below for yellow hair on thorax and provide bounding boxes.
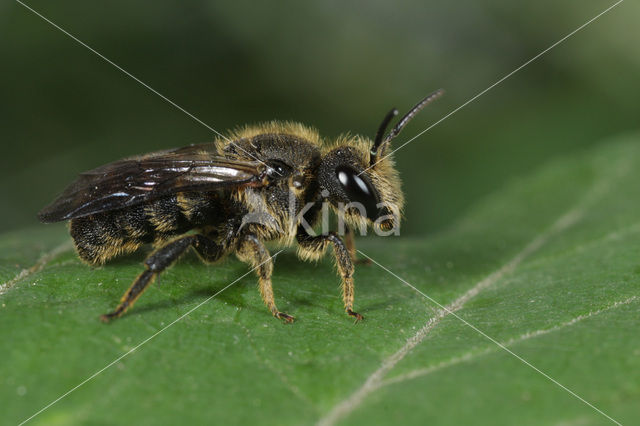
[215,121,324,150]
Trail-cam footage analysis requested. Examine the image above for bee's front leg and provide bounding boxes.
[296,227,363,322]
[236,233,293,323]
[344,224,372,265]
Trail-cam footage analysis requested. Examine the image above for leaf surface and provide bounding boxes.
[1,136,639,425]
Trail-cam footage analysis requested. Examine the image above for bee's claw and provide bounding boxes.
[347,309,364,323]
[276,312,295,323]
[100,312,117,323]
[100,304,127,323]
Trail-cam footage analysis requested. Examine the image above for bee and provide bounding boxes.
[38,90,443,323]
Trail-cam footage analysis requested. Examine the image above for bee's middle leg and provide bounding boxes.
[236,233,293,323]
[101,234,223,322]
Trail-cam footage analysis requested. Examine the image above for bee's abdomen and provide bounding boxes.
[70,191,230,265]
[145,194,194,239]
[70,204,153,265]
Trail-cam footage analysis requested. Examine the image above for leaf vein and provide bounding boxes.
[379,295,637,388]
[0,241,73,296]
[316,161,628,425]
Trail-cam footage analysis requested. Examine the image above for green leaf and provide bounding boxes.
[2,135,639,425]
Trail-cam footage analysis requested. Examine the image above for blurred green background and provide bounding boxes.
[1,0,638,236]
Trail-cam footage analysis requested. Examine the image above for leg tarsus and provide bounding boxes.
[275,311,295,323]
[297,227,364,321]
[347,309,364,322]
[100,309,124,323]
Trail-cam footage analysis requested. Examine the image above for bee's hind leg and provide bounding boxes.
[236,233,293,323]
[101,234,223,322]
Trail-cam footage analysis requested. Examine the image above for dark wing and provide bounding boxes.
[38,144,267,223]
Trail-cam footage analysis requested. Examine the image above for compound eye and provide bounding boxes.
[335,165,380,220]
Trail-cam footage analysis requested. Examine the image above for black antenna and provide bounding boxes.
[369,108,398,166]
[370,89,444,167]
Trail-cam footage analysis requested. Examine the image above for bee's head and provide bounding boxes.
[318,89,443,232]
[318,144,400,232]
